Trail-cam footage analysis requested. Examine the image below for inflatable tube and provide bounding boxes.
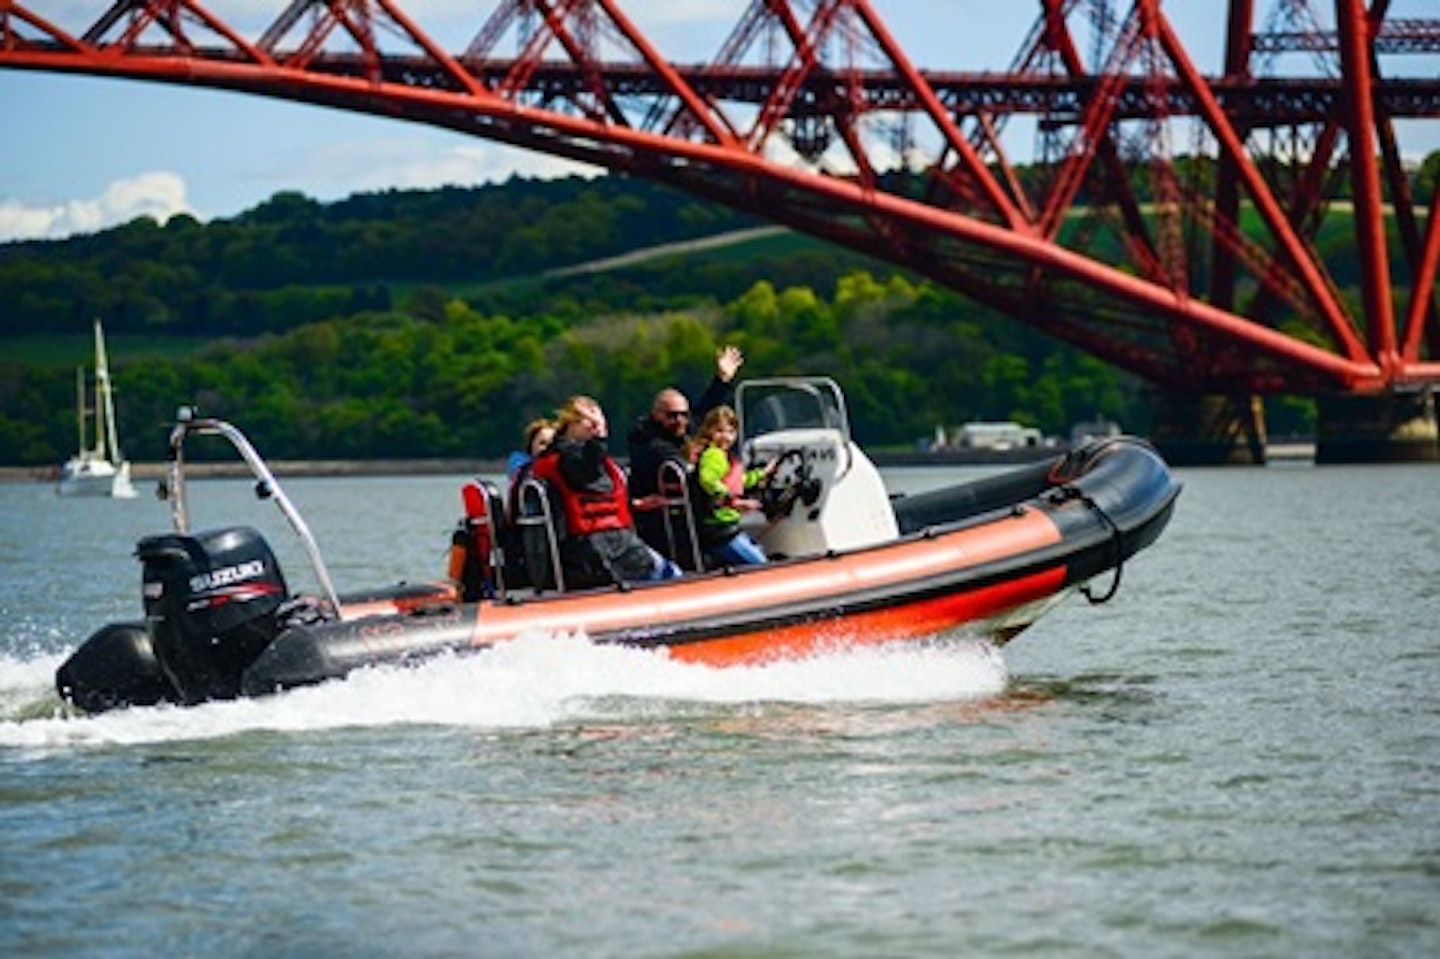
[57,420,1181,713]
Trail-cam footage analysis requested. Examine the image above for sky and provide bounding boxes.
[1,1,1436,243]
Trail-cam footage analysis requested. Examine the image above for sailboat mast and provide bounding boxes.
[75,366,88,457]
[94,319,121,463]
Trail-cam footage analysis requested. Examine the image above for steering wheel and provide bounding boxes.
[759,449,812,522]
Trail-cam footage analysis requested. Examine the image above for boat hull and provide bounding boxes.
[239,565,1075,697]
[58,435,1180,712]
[57,457,136,498]
[240,437,1179,696]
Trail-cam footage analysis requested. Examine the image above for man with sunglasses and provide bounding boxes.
[626,344,744,567]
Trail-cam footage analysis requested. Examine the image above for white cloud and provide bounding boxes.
[0,171,195,243]
[293,138,600,199]
[0,139,599,245]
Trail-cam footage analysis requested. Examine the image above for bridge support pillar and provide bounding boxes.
[1149,393,1267,466]
[1315,388,1438,464]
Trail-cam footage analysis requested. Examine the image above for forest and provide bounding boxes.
[3,158,1432,466]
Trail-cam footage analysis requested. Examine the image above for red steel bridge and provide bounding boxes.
[2,0,1438,461]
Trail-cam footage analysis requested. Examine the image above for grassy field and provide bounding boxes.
[5,226,843,367]
[407,225,840,302]
[4,202,1393,369]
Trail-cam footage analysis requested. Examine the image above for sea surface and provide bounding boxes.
[1,462,1437,958]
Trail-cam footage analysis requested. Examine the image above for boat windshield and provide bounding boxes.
[736,377,850,446]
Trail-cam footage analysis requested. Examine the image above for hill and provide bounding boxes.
[6,167,1396,465]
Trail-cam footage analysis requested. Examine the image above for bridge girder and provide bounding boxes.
[1,0,1437,396]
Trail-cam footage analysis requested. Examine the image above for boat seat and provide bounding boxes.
[634,459,706,572]
[513,475,567,593]
[450,479,506,601]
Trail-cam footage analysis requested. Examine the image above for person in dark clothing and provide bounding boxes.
[626,345,744,565]
[532,395,681,589]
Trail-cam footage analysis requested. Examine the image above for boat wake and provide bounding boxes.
[0,632,1008,751]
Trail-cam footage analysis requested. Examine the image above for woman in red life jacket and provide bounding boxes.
[690,405,776,566]
[530,395,682,589]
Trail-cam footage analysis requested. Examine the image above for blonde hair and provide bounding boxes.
[554,394,602,439]
[522,417,555,455]
[690,405,738,457]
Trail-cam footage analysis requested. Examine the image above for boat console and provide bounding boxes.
[737,378,898,558]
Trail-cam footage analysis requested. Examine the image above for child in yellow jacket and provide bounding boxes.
[690,405,775,566]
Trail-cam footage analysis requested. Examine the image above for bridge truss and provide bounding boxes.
[2,1,1437,435]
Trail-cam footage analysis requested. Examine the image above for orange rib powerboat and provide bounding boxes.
[57,378,1180,714]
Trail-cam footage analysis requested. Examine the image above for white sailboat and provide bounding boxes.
[57,320,137,498]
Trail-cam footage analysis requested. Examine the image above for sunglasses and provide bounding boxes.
[662,409,690,421]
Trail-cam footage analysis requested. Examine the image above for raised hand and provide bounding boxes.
[716,344,744,383]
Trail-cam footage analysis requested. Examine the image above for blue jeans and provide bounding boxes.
[648,552,684,580]
[709,531,768,566]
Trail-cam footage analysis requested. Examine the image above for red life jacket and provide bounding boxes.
[531,448,634,535]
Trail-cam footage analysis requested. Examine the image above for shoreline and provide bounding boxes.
[0,458,513,485]
[0,450,1049,485]
[0,442,1321,485]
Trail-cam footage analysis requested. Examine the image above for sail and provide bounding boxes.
[94,318,123,465]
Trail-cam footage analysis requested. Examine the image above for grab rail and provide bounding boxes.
[514,475,566,593]
[460,479,506,599]
[655,458,705,572]
[162,406,341,615]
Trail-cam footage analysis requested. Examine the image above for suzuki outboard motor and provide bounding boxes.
[138,525,289,705]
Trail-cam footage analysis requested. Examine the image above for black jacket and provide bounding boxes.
[625,375,734,497]
[625,375,734,567]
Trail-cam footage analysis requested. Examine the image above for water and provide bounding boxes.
[2,464,1437,957]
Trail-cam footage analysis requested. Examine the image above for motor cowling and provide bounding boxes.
[138,525,289,704]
